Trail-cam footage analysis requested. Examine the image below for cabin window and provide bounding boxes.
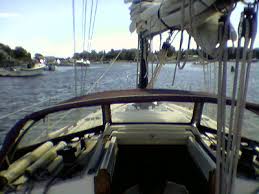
[111,102,194,123]
[201,104,234,130]
[201,104,218,130]
[18,106,102,148]
[242,110,259,142]
[201,103,259,142]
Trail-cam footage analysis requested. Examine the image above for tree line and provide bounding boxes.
[74,48,259,62]
[73,49,138,62]
[1,41,259,67]
[0,43,32,67]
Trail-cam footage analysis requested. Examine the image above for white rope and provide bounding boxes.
[215,28,223,194]
[202,62,208,91]
[225,18,243,194]
[229,21,250,193]
[89,0,99,49]
[175,0,186,70]
[136,36,140,86]
[81,1,90,95]
[229,4,258,190]
[221,35,228,193]
[171,0,193,85]
[81,0,99,94]
[87,0,94,51]
[82,0,88,51]
[215,14,230,194]
[147,53,166,88]
[72,0,78,96]
[214,3,258,193]
[149,37,154,88]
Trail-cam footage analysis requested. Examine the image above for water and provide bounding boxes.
[0,62,259,145]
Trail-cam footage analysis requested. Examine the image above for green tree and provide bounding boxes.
[0,43,13,57]
[0,50,9,62]
[13,46,32,62]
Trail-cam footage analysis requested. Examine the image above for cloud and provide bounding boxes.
[0,12,20,18]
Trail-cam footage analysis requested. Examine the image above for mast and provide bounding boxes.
[138,33,148,89]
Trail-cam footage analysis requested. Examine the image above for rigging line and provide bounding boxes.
[83,0,88,51]
[89,0,99,49]
[82,0,90,94]
[225,22,243,194]
[221,32,229,194]
[170,30,180,44]
[175,0,185,69]
[229,18,250,190]
[219,16,232,193]
[80,64,85,95]
[136,36,140,86]
[172,0,186,85]
[208,62,212,92]
[80,0,86,95]
[171,63,177,86]
[148,43,167,88]
[81,0,94,94]
[147,17,154,88]
[231,9,257,192]
[176,0,191,71]
[231,38,250,194]
[84,50,122,94]
[150,38,154,88]
[80,0,85,93]
[81,0,99,94]
[218,14,232,194]
[189,0,194,34]
[215,17,227,194]
[87,0,94,51]
[81,64,88,94]
[81,0,85,44]
[72,0,78,96]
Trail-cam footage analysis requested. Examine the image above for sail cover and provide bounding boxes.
[124,0,237,56]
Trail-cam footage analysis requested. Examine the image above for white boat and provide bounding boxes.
[75,59,90,66]
[0,63,45,77]
[0,0,258,194]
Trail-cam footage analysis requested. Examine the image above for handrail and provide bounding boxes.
[1,88,259,166]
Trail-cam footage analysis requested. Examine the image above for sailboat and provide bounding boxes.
[0,0,258,194]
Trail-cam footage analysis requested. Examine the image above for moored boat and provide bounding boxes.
[0,63,45,77]
[75,59,90,66]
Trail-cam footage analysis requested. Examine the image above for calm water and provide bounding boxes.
[0,62,259,145]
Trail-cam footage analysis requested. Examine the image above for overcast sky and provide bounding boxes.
[0,0,258,57]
